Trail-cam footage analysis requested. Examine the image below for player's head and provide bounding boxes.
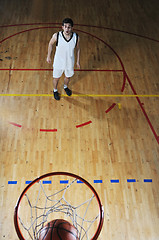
[62,18,74,27]
[62,18,73,35]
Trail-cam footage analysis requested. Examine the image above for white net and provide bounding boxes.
[17,176,102,240]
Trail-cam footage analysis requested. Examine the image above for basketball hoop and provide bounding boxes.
[14,172,104,240]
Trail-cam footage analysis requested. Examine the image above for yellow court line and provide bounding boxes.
[0,94,159,97]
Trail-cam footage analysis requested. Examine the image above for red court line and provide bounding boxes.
[76,121,92,128]
[9,122,22,128]
[0,68,52,71]
[125,72,159,144]
[75,69,122,72]
[0,22,159,43]
[105,103,116,113]
[76,24,159,43]
[0,68,123,72]
[40,129,57,132]
[0,26,59,44]
[121,71,127,92]
[0,23,61,28]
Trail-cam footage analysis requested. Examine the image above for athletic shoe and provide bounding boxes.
[53,91,60,100]
[64,87,72,96]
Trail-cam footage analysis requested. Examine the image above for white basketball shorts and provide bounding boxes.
[53,68,74,78]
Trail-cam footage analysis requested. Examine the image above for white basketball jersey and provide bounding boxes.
[53,31,78,70]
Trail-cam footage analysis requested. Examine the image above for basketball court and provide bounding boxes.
[0,0,159,239]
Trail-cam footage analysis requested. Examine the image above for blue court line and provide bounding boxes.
[144,179,152,182]
[25,181,32,184]
[110,179,119,183]
[77,180,84,183]
[8,181,17,184]
[94,180,103,183]
[127,179,136,183]
[60,180,69,184]
[7,179,153,185]
[42,180,52,184]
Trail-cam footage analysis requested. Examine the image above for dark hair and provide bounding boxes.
[62,18,74,27]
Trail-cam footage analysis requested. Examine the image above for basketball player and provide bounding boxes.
[47,18,80,100]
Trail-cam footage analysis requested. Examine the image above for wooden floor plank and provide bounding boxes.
[0,0,159,239]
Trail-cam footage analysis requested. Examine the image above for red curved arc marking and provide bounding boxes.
[0,23,62,28]
[0,22,159,43]
[74,28,127,93]
[0,26,60,44]
[9,122,22,128]
[1,25,158,143]
[74,28,126,73]
[76,121,92,128]
[76,24,159,43]
[0,26,125,92]
[105,103,116,113]
[0,26,125,73]
[40,129,57,132]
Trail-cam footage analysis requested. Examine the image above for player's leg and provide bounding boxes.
[53,77,59,90]
[53,69,63,100]
[64,77,72,96]
[64,69,74,96]
[53,78,60,100]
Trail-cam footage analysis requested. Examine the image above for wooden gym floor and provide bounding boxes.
[0,0,159,239]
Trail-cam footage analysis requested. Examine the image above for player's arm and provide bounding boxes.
[46,33,57,64]
[76,37,80,69]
